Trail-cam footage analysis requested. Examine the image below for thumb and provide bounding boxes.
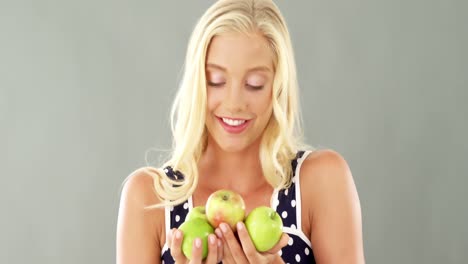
[167,228,176,247]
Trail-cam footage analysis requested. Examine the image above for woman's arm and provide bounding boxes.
[301,150,365,264]
[116,168,164,264]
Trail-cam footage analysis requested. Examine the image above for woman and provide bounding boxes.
[116,0,365,263]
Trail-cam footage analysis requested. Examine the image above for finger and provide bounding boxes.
[166,228,175,248]
[204,234,218,264]
[216,238,223,263]
[170,229,186,263]
[219,223,249,263]
[265,233,290,254]
[236,222,258,261]
[215,227,235,262]
[188,238,203,264]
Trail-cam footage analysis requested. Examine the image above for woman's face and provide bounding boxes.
[204,31,275,153]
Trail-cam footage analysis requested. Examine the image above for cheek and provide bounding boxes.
[206,89,222,111]
[251,92,273,117]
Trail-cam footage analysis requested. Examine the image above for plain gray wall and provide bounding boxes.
[1,0,467,263]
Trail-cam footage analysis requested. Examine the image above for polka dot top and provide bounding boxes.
[160,150,316,263]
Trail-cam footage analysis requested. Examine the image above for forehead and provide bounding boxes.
[206,32,274,73]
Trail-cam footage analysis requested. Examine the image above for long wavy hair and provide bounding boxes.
[144,0,310,209]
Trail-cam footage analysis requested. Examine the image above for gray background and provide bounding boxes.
[1,0,467,263]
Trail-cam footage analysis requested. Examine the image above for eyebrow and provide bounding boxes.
[206,63,273,73]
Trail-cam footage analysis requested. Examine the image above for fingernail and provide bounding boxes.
[220,223,227,233]
[215,228,223,238]
[175,230,181,239]
[237,222,243,231]
[195,238,201,248]
[209,235,216,244]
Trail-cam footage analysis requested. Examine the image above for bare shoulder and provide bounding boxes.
[299,149,365,263]
[116,167,165,264]
[299,148,358,219]
[120,167,162,207]
[299,148,358,215]
[300,149,352,188]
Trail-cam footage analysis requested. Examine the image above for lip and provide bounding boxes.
[217,117,251,134]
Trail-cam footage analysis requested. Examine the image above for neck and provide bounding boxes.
[198,138,268,194]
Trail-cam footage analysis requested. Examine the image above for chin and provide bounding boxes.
[218,142,248,153]
[215,135,262,153]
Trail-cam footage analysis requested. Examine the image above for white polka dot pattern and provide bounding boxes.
[295,254,301,262]
[280,234,314,263]
[272,151,315,263]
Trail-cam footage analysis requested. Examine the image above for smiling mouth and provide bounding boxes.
[216,116,251,134]
[220,117,247,126]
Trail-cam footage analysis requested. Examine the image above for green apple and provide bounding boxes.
[178,217,214,260]
[185,206,207,222]
[244,206,283,252]
[205,189,246,231]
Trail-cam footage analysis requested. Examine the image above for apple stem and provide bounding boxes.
[269,211,276,220]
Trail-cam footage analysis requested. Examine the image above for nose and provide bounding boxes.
[224,82,247,113]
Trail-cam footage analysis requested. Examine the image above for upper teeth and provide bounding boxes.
[222,118,246,126]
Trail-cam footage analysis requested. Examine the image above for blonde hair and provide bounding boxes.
[145,0,310,209]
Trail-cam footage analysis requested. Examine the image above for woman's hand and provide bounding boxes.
[167,228,223,264]
[215,222,288,264]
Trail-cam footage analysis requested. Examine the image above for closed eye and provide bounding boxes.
[247,84,264,90]
[207,81,225,87]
